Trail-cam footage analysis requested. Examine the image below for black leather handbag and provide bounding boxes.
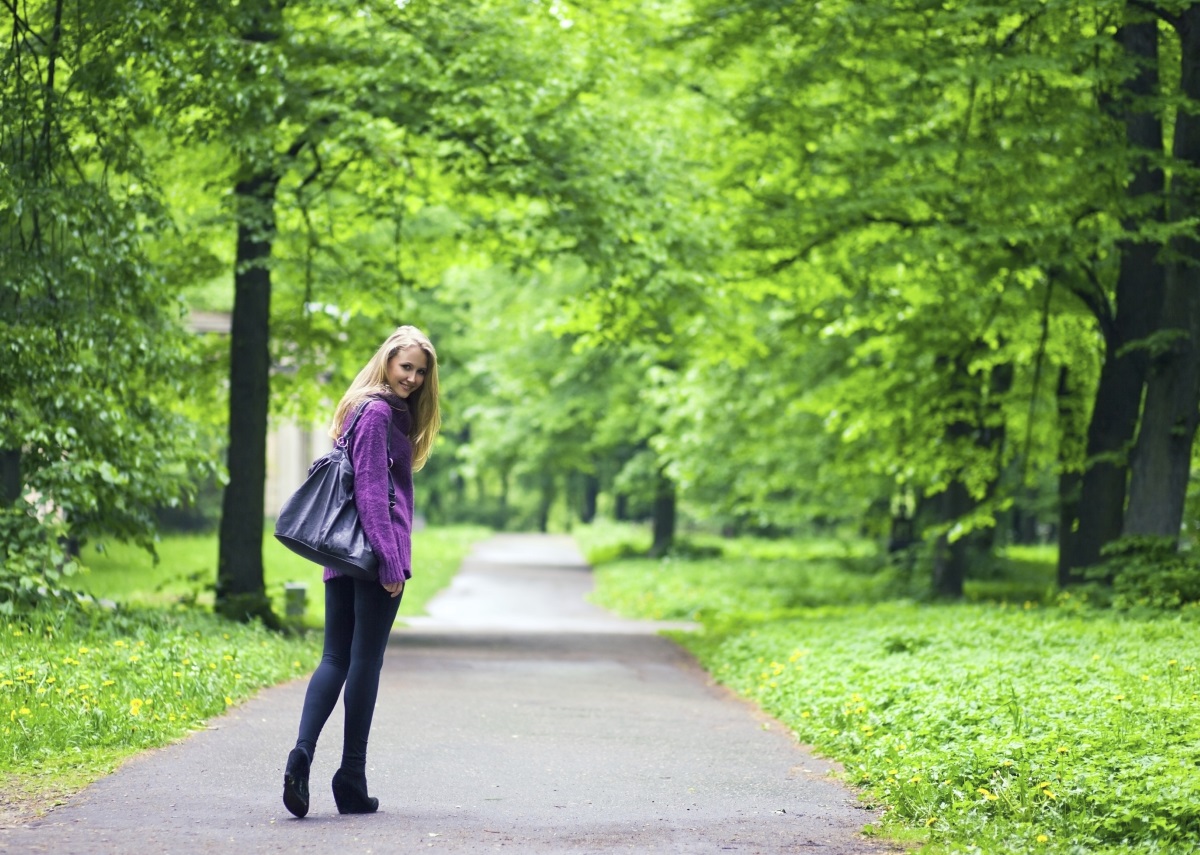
[274,401,393,581]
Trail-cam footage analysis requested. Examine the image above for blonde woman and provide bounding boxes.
[283,326,441,817]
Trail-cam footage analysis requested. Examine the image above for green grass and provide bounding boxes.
[579,523,1200,854]
[0,605,322,819]
[78,524,491,626]
[1,524,489,821]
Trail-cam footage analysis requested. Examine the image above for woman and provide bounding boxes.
[283,325,441,818]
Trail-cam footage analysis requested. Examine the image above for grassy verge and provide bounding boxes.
[579,523,1200,854]
[0,606,320,823]
[1,524,489,823]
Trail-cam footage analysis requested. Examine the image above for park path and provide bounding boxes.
[1,534,887,854]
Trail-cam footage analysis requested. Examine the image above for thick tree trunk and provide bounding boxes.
[649,469,676,557]
[1124,6,1200,540]
[931,481,973,598]
[1064,11,1166,578]
[216,169,279,626]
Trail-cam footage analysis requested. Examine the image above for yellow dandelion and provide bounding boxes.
[1091,654,1100,661]
[800,712,811,719]
[1042,788,1056,799]
[224,696,233,706]
[1169,660,1178,666]
[926,817,937,827]
[113,640,126,648]
[18,707,31,716]
[1114,694,1125,701]
[1037,834,1049,843]
[1057,746,1068,754]
[223,655,233,662]
[909,775,921,783]
[128,656,141,663]
[102,680,115,687]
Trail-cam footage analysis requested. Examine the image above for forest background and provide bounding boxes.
[6,0,1200,615]
[5,1,1200,852]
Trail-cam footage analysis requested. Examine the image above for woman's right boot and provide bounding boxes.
[331,767,379,814]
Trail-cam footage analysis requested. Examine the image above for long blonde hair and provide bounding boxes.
[329,325,442,471]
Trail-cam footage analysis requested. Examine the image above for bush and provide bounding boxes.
[0,504,84,614]
[1097,537,1200,610]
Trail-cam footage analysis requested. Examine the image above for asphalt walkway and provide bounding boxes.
[2,534,886,854]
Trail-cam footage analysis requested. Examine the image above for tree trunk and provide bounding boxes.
[1055,367,1087,586]
[931,480,973,598]
[928,358,1011,597]
[536,473,555,533]
[1124,6,1200,540]
[1064,10,1166,578]
[649,468,676,557]
[0,450,20,507]
[614,492,629,521]
[216,169,279,626]
[579,472,599,524]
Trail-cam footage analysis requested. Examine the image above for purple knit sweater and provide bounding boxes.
[322,394,415,586]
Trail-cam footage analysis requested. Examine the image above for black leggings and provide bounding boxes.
[294,575,401,774]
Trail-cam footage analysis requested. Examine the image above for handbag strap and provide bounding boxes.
[337,399,397,509]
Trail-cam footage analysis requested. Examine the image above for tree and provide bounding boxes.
[1,0,217,607]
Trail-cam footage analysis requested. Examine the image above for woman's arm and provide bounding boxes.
[348,401,410,587]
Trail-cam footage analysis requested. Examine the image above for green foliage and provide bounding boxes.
[1095,537,1200,610]
[1,0,224,594]
[0,505,81,613]
[586,530,1200,853]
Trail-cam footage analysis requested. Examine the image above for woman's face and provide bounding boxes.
[385,345,428,399]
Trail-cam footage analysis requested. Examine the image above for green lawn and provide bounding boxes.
[579,523,1200,854]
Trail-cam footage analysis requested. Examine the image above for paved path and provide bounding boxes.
[2,534,886,854]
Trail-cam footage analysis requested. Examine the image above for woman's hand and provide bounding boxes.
[382,581,405,598]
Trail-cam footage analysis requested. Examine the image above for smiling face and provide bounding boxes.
[384,345,429,398]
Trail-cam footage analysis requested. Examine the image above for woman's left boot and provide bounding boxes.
[283,747,310,818]
[331,767,379,814]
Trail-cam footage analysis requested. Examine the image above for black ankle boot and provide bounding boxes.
[283,747,310,818]
[331,767,379,814]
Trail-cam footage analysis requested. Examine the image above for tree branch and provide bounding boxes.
[1128,0,1180,29]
